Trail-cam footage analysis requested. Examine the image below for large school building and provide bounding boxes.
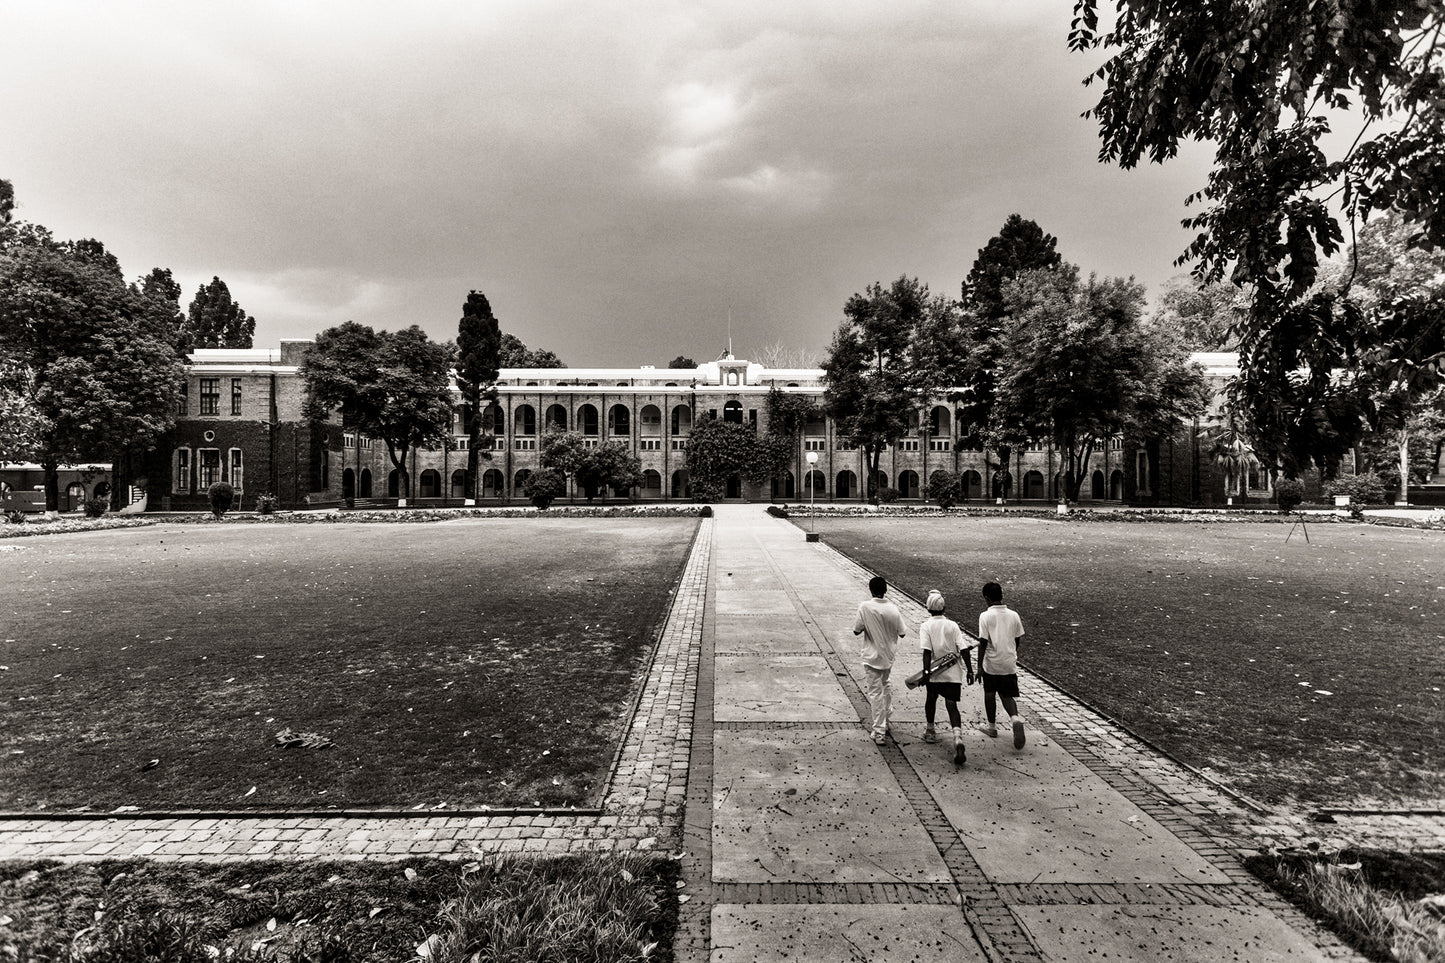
[135,341,1264,512]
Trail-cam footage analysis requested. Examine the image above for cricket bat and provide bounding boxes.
[903,626,984,690]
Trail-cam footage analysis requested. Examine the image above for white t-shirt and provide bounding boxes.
[853,597,906,670]
[918,616,965,683]
[978,604,1024,675]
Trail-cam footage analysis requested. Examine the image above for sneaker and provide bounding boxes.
[978,723,998,738]
[922,726,937,744]
[871,732,887,745]
[1011,715,1026,749]
[952,732,966,766]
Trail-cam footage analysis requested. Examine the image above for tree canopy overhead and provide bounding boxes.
[1072,0,1445,474]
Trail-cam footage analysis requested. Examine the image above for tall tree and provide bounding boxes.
[668,355,696,369]
[499,333,565,368]
[956,216,1063,491]
[1149,275,1247,350]
[456,290,502,501]
[822,276,954,504]
[138,267,187,353]
[0,178,13,227]
[1344,211,1445,500]
[752,342,818,369]
[300,323,453,500]
[961,214,1063,322]
[0,359,48,465]
[0,228,184,509]
[993,266,1210,501]
[1072,1,1445,460]
[183,276,255,350]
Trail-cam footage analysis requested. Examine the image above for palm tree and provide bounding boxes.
[1204,407,1254,502]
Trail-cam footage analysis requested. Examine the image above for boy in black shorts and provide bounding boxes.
[918,590,974,764]
[977,581,1026,749]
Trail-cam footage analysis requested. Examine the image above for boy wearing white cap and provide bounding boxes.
[919,589,973,765]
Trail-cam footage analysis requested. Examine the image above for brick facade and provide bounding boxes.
[151,343,1310,511]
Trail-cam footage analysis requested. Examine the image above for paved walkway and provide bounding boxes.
[4,505,1440,960]
[674,506,1370,963]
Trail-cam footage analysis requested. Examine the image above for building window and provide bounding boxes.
[453,437,469,450]
[514,438,537,451]
[898,439,920,452]
[229,449,243,492]
[836,440,857,451]
[929,439,951,452]
[671,438,688,451]
[174,449,191,493]
[804,439,825,451]
[640,438,662,451]
[345,433,356,449]
[199,378,220,416]
[198,449,221,488]
[231,379,242,416]
[175,381,189,416]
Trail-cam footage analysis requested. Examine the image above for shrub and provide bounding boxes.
[523,468,566,510]
[766,505,789,518]
[255,492,279,515]
[1323,473,1387,506]
[878,486,901,503]
[207,481,235,518]
[83,497,108,518]
[698,505,713,517]
[4,509,26,525]
[926,470,962,509]
[1274,477,1305,514]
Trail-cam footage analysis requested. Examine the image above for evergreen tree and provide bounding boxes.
[184,276,255,350]
[456,290,502,501]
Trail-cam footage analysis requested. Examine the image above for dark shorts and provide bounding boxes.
[981,671,1019,698]
[925,681,962,702]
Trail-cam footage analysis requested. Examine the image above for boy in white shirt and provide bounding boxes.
[918,590,974,765]
[853,575,907,744]
[977,581,1027,749]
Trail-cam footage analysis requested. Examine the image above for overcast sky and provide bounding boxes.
[3,1,1217,367]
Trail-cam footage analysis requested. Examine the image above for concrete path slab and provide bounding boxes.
[677,504,1365,963]
[711,615,817,654]
[902,736,1230,885]
[1016,904,1330,962]
[713,655,858,723]
[711,727,951,884]
[711,904,989,962]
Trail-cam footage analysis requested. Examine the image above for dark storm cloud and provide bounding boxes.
[1,1,1214,366]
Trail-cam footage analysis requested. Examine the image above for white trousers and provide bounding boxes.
[861,665,892,737]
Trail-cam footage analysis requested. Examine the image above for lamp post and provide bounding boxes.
[805,451,819,541]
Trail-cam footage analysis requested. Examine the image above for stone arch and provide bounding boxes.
[578,404,599,436]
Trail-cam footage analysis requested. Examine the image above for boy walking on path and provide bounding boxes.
[853,575,907,744]
[977,581,1027,749]
[919,590,973,765]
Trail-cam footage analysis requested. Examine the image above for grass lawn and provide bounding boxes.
[0,853,680,963]
[811,516,1444,811]
[0,517,697,812]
